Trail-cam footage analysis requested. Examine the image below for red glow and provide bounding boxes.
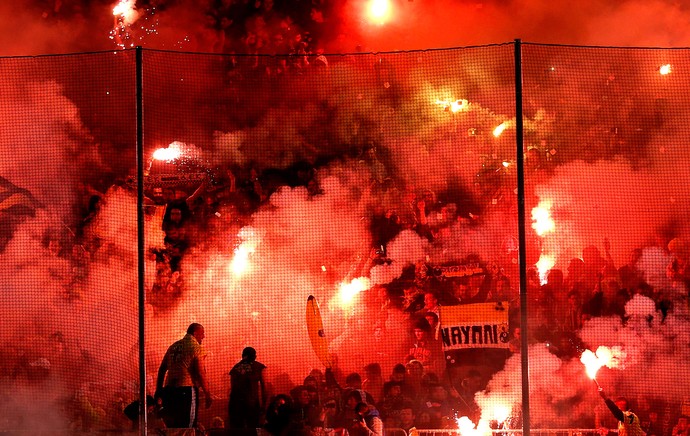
[367,0,392,25]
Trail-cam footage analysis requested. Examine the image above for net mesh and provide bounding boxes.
[521,43,690,432]
[0,50,138,431]
[0,43,688,434]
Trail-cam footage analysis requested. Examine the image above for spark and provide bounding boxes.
[659,64,672,75]
[110,0,141,49]
[502,161,510,167]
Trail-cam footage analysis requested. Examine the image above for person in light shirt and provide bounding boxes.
[155,323,213,429]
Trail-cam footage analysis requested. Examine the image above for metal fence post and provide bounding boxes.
[514,38,530,436]
[136,45,148,436]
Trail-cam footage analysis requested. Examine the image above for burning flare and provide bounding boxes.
[367,0,392,24]
[338,277,371,307]
[152,142,184,161]
[580,345,626,380]
[659,64,672,75]
[113,0,140,26]
[230,227,260,277]
[531,201,555,236]
[435,98,469,113]
[455,416,492,436]
[489,404,511,425]
[536,254,555,285]
[493,121,509,137]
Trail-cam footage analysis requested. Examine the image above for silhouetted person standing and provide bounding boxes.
[155,323,213,428]
[229,346,266,433]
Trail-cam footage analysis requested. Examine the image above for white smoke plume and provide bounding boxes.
[475,295,690,429]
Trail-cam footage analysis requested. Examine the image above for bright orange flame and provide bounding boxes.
[230,227,259,277]
[367,0,391,24]
[456,417,477,435]
[435,98,469,113]
[531,202,555,236]
[230,244,254,276]
[493,121,508,137]
[490,404,511,424]
[339,277,371,307]
[580,346,625,379]
[455,416,492,436]
[113,0,139,25]
[659,64,672,75]
[152,142,183,161]
[536,254,555,285]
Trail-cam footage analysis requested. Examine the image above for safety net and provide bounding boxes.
[0,43,688,435]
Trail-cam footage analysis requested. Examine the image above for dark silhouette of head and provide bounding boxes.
[242,346,257,362]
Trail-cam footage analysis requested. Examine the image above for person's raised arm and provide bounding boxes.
[368,415,384,436]
[186,179,209,207]
[599,388,624,422]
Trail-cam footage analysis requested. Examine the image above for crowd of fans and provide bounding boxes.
[5,5,690,430]
[201,0,336,75]
[15,142,685,435]
[40,0,341,74]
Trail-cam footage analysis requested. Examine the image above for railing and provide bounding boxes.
[416,430,612,436]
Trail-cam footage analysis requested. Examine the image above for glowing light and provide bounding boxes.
[580,346,626,379]
[536,254,555,285]
[435,98,469,113]
[367,0,392,24]
[493,122,509,137]
[339,277,371,307]
[457,417,478,436]
[659,64,672,75]
[113,0,139,25]
[321,265,327,272]
[502,161,510,167]
[531,202,555,236]
[455,417,492,436]
[230,227,259,277]
[490,404,511,424]
[152,142,183,161]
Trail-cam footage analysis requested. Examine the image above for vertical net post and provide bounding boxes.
[514,38,531,436]
[136,46,148,435]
